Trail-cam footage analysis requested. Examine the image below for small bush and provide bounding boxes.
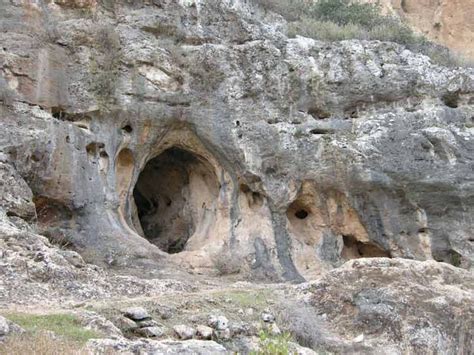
[252,329,293,355]
[253,0,311,21]
[275,300,329,350]
[311,0,382,27]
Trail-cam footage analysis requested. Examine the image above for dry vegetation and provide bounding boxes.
[0,313,100,355]
[254,0,471,68]
[0,332,88,355]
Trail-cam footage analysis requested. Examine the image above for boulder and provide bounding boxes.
[137,326,165,338]
[196,325,213,340]
[123,307,150,321]
[173,325,196,340]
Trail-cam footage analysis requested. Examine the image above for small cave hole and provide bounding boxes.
[99,151,109,158]
[240,184,264,208]
[308,107,331,120]
[86,142,105,157]
[122,124,133,133]
[295,209,309,219]
[31,151,42,162]
[6,211,19,218]
[442,92,460,108]
[51,107,65,120]
[86,143,97,156]
[235,120,240,127]
[449,249,462,267]
[240,184,251,193]
[133,147,219,254]
[310,128,333,135]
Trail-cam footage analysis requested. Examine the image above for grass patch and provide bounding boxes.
[0,332,89,355]
[214,290,273,309]
[2,313,100,344]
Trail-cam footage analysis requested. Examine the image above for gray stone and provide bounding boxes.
[196,325,213,340]
[115,316,139,332]
[0,316,10,336]
[86,338,227,354]
[77,311,123,339]
[136,319,160,328]
[208,315,229,330]
[214,328,231,341]
[137,326,164,338]
[173,324,196,340]
[261,311,275,323]
[123,307,150,321]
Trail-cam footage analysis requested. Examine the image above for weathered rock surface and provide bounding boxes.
[0,1,473,354]
[123,307,150,321]
[173,324,196,340]
[304,258,474,353]
[86,338,228,354]
[0,0,472,283]
[0,217,192,306]
[196,325,213,340]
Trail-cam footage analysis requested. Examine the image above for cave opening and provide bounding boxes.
[341,234,391,259]
[295,209,309,219]
[132,147,219,254]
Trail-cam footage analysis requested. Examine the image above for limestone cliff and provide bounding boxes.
[0,0,473,282]
[0,1,473,353]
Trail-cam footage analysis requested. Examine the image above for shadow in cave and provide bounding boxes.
[133,147,218,254]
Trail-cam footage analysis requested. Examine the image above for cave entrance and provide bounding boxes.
[133,147,219,254]
[341,235,391,259]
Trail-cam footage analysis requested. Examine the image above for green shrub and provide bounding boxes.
[311,0,382,27]
[255,0,471,68]
[252,329,293,355]
[253,0,311,21]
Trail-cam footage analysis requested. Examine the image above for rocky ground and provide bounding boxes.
[0,219,472,354]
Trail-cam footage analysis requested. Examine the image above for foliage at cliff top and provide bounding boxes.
[255,0,470,68]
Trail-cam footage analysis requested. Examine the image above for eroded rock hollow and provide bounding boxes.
[133,147,219,254]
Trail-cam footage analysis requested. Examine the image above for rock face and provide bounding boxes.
[0,0,473,283]
[306,258,474,354]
